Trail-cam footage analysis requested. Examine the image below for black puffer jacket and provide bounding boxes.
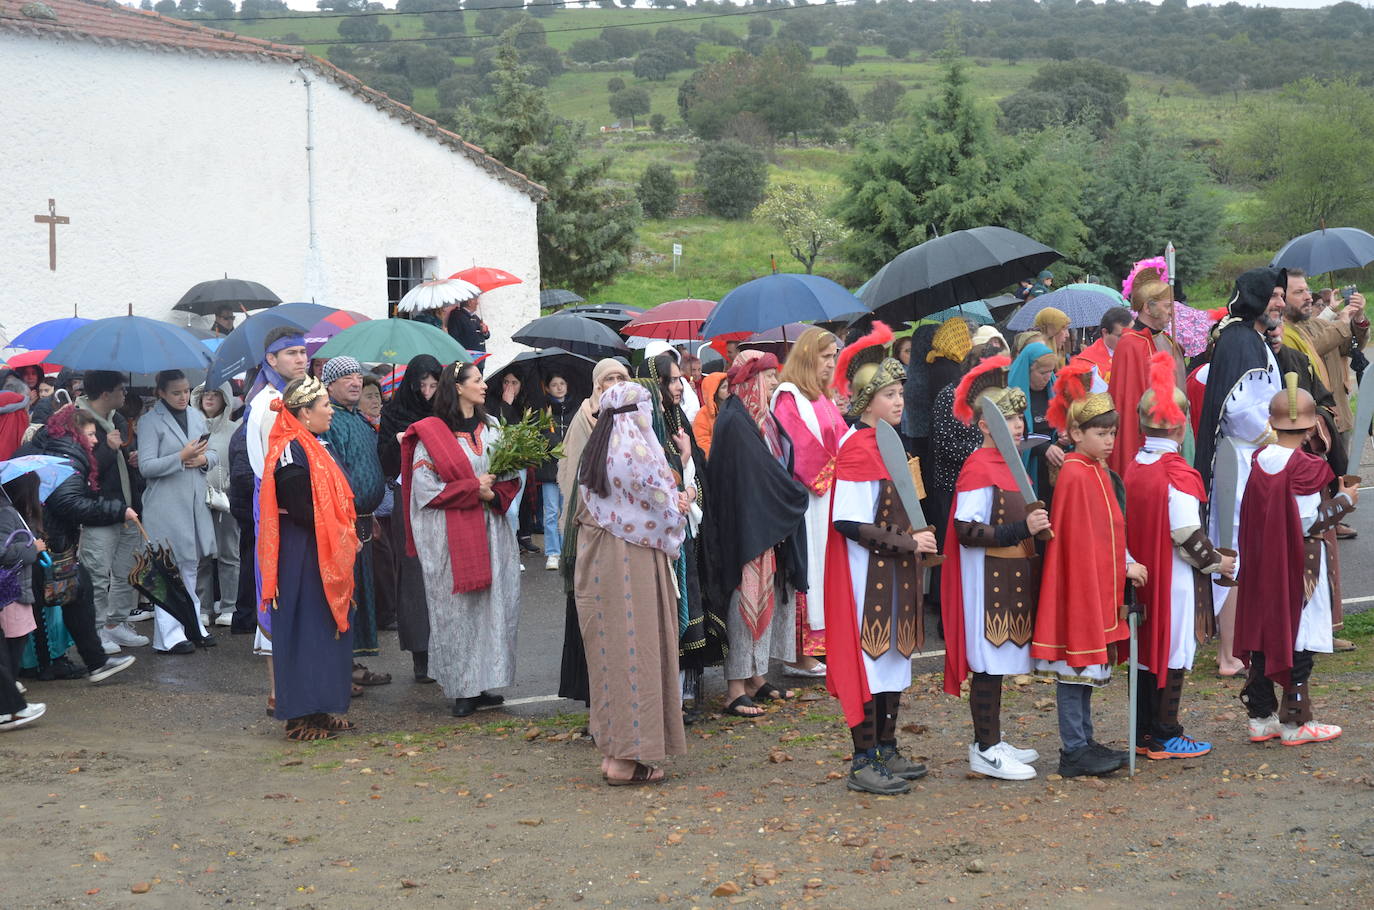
[228,421,254,526]
[38,433,125,553]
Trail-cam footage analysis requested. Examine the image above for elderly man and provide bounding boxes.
[320,356,390,687]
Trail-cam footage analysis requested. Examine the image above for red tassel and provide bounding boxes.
[834,320,894,397]
[1145,350,1185,427]
[1046,359,1095,433]
[952,355,1012,425]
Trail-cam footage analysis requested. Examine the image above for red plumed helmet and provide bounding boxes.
[952,355,1012,425]
[834,320,894,397]
[1141,350,1186,428]
[1046,359,1095,433]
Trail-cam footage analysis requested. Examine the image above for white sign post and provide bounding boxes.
[672,243,682,273]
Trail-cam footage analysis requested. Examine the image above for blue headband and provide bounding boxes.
[266,334,306,355]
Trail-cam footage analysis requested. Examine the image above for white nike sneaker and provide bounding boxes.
[969,742,1036,780]
[997,740,1040,764]
[1248,713,1282,743]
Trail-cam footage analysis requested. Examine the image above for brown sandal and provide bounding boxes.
[606,761,666,786]
[266,695,276,717]
[310,713,355,732]
[352,663,392,686]
[285,719,336,742]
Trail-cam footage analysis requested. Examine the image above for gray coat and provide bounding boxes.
[137,399,218,561]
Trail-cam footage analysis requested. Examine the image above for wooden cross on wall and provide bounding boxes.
[34,198,69,271]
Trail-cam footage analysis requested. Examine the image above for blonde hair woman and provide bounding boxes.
[771,327,846,676]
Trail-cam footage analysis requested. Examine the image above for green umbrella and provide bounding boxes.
[313,318,473,365]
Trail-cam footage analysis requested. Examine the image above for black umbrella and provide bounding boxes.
[539,289,585,310]
[483,347,596,412]
[561,303,645,329]
[860,227,1061,323]
[512,313,629,359]
[174,277,282,316]
[1271,226,1374,276]
[128,524,210,646]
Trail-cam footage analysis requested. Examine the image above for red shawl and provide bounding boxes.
[1234,447,1333,685]
[401,416,507,594]
[1105,328,1154,477]
[1031,453,1128,666]
[258,400,358,634]
[822,427,887,727]
[941,448,1020,696]
[1124,451,1206,686]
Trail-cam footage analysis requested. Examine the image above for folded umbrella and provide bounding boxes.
[128,520,208,646]
[861,226,1062,323]
[48,316,212,373]
[314,318,472,365]
[513,314,629,359]
[1007,283,1126,331]
[174,277,282,316]
[702,273,869,338]
[1271,227,1374,277]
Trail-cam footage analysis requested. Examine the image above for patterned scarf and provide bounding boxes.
[731,351,782,459]
[257,400,359,634]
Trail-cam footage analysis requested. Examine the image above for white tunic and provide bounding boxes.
[952,485,1032,676]
[1254,445,1334,655]
[832,456,913,695]
[1133,438,1204,673]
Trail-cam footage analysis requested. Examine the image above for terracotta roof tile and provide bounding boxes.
[0,0,545,200]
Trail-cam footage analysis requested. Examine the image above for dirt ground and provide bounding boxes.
[5,622,1374,910]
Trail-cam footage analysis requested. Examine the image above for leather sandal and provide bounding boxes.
[724,694,764,717]
[606,761,665,786]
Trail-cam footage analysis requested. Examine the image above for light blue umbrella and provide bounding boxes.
[702,273,869,338]
[0,455,77,502]
[1271,227,1374,276]
[1006,283,1125,330]
[916,300,996,327]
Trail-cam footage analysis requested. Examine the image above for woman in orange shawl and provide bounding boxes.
[691,371,729,457]
[258,376,359,741]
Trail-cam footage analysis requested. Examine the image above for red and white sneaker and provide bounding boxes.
[1247,714,1281,742]
[1281,721,1342,746]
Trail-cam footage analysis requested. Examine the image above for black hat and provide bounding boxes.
[1227,267,1286,321]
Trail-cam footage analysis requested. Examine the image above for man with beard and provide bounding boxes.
[1281,270,1367,443]
[1194,268,1285,678]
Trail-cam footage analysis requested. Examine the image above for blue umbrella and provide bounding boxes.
[10,317,93,351]
[0,455,77,502]
[272,301,336,327]
[1007,283,1125,331]
[47,316,212,372]
[205,309,320,389]
[917,300,996,327]
[1271,227,1374,276]
[702,273,870,338]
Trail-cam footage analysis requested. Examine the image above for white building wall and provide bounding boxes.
[1,34,539,356]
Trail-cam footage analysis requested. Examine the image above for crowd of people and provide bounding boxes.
[0,264,1366,800]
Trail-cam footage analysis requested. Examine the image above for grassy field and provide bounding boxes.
[220,8,1291,307]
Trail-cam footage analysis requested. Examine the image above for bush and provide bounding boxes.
[650,112,667,133]
[696,141,767,219]
[637,163,680,218]
[607,76,626,93]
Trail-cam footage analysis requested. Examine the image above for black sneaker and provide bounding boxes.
[38,657,88,681]
[1058,746,1123,778]
[475,691,504,708]
[1088,740,1128,764]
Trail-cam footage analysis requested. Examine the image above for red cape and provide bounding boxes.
[1185,365,1206,438]
[940,447,1020,696]
[1124,451,1207,686]
[1106,328,1154,477]
[823,427,889,727]
[1031,453,1128,665]
[1234,447,1333,685]
[1076,337,1114,385]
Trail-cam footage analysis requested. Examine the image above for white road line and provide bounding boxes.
[1342,595,1374,606]
[500,694,568,708]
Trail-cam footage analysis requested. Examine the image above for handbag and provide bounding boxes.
[206,486,231,513]
[42,546,81,606]
[0,528,34,605]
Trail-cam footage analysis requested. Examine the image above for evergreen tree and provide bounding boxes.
[472,40,640,296]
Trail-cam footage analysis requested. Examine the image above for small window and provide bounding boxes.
[386,256,437,317]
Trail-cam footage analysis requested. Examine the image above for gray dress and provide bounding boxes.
[408,424,521,700]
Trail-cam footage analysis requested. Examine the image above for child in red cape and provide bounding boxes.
[1031,361,1147,778]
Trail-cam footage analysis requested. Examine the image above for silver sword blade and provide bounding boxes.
[874,419,928,528]
[980,397,1039,505]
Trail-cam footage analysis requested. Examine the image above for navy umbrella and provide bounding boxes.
[48,316,212,373]
[174,277,282,316]
[861,227,1061,323]
[512,314,629,359]
[1271,227,1374,276]
[205,307,332,388]
[702,273,870,339]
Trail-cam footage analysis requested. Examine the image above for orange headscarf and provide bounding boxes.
[692,371,728,457]
[257,399,359,634]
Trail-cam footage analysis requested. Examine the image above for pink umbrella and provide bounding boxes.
[305,310,370,357]
[1129,304,1217,358]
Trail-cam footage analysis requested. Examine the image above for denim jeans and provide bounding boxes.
[541,482,562,557]
[505,471,527,536]
[1056,682,1094,751]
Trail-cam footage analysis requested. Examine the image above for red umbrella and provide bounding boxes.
[622,299,717,340]
[7,349,59,373]
[305,310,370,357]
[449,267,523,293]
